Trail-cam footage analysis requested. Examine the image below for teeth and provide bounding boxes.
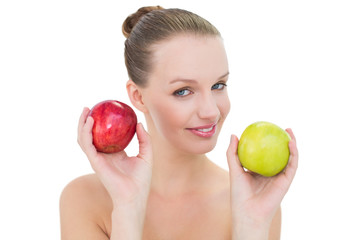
[197,126,213,132]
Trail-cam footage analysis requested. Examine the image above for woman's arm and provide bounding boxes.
[60,108,153,240]
[110,203,147,240]
[269,207,281,240]
[227,129,298,240]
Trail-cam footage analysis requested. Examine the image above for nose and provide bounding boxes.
[197,92,220,121]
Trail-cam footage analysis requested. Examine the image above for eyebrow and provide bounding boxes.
[169,71,230,84]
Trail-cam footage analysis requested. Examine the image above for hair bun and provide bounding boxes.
[122,6,164,38]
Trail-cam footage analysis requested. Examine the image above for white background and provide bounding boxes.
[1,0,359,239]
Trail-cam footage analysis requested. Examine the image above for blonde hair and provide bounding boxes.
[122,6,220,87]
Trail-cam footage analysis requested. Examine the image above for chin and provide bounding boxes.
[186,127,223,154]
[194,144,217,154]
[185,136,219,155]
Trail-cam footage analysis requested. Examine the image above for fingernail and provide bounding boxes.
[138,122,145,132]
[83,107,90,115]
[230,134,234,143]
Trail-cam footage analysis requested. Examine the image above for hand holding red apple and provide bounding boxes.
[77,103,153,208]
[226,124,298,238]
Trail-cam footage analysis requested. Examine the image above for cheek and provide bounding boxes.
[148,97,193,133]
[219,94,231,119]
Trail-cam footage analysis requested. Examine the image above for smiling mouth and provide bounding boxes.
[187,123,218,138]
[196,126,215,132]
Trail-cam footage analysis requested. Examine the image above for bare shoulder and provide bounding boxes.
[206,162,281,239]
[60,173,111,207]
[60,174,112,239]
[206,163,232,238]
[61,173,108,195]
[207,161,231,193]
[213,166,231,209]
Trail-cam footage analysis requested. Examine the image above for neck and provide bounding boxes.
[146,121,212,198]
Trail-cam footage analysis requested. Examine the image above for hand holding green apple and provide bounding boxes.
[226,125,298,236]
[237,121,291,177]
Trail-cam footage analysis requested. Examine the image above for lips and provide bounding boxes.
[187,123,217,138]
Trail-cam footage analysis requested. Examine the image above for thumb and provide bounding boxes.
[136,123,153,164]
[226,134,245,177]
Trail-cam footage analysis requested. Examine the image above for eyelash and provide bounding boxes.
[212,82,227,90]
[173,82,227,97]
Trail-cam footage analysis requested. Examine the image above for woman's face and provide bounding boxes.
[141,35,230,154]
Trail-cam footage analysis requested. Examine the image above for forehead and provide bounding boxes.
[148,35,228,84]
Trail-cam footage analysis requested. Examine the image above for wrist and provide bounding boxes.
[232,226,269,240]
[232,218,271,240]
[110,201,148,240]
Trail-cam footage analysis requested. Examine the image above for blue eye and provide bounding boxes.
[212,83,227,90]
[174,89,191,97]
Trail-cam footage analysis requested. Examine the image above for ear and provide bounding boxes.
[126,80,148,113]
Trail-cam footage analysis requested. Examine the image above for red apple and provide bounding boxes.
[88,100,137,153]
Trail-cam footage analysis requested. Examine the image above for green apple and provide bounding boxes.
[237,121,291,177]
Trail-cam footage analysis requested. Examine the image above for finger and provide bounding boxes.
[77,107,90,142]
[286,128,296,144]
[284,138,299,182]
[226,134,245,177]
[136,123,153,165]
[80,116,98,161]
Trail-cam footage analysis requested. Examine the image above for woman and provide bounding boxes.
[60,6,298,240]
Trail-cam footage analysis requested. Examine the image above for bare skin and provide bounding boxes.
[60,167,281,239]
[60,35,296,239]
